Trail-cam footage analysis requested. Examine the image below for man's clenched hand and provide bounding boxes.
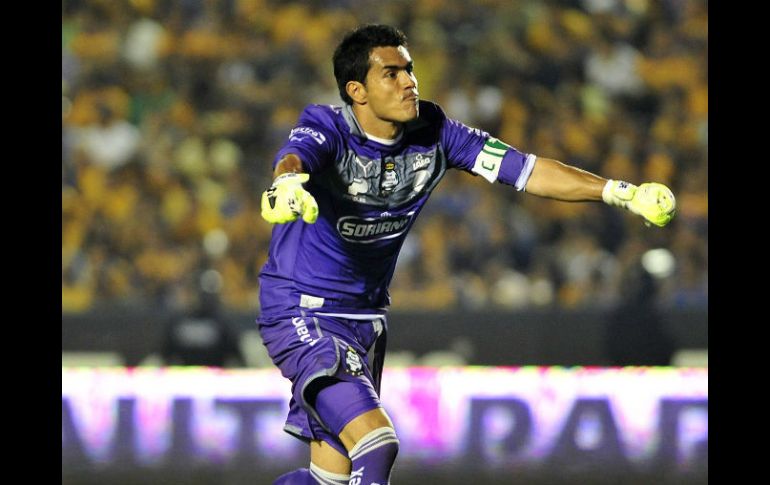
[261,173,319,224]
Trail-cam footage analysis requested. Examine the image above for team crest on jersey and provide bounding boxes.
[344,345,364,376]
[380,161,399,195]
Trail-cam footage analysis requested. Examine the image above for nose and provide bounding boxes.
[400,71,417,90]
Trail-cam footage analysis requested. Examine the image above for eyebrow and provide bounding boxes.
[382,60,413,71]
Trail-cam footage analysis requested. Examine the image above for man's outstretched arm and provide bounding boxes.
[524,157,677,227]
[524,157,607,202]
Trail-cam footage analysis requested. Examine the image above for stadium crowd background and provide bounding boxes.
[61,0,707,316]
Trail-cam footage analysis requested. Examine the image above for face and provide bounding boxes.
[361,46,420,123]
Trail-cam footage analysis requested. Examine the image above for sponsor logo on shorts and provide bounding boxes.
[292,317,319,346]
[337,212,415,243]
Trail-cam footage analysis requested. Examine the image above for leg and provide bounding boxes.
[341,409,399,485]
[274,440,351,484]
[310,439,351,475]
[315,384,400,485]
[309,317,396,484]
[261,314,395,484]
[336,407,394,451]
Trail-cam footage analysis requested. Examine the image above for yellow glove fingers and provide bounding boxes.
[635,183,676,227]
[300,191,319,223]
[261,188,297,223]
[640,183,676,214]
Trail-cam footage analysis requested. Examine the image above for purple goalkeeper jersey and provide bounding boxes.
[258,100,537,317]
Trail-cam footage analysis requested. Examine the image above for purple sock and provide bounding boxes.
[273,465,350,485]
[347,427,399,485]
[273,467,316,484]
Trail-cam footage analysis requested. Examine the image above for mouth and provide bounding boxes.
[402,93,419,104]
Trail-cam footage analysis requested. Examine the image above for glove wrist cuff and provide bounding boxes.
[602,179,636,208]
[272,172,309,187]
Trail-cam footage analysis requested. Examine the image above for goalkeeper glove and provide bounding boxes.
[602,180,676,227]
[261,173,319,224]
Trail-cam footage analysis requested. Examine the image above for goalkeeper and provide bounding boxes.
[257,24,676,485]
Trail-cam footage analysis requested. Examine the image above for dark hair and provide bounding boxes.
[333,24,408,105]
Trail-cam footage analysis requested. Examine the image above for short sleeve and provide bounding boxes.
[273,105,343,173]
[441,117,537,191]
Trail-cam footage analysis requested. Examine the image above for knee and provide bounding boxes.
[350,426,400,461]
[339,407,395,452]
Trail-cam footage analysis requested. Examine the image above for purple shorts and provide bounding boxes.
[257,311,388,456]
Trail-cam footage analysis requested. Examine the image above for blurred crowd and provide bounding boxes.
[62,0,708,315]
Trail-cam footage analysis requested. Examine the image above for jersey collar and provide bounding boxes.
[342,103,429,143]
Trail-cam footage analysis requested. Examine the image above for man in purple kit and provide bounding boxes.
[257,24,675,485]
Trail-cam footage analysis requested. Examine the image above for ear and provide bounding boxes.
[346,80,367,105]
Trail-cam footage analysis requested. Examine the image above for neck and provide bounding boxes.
[351,104,402,140]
